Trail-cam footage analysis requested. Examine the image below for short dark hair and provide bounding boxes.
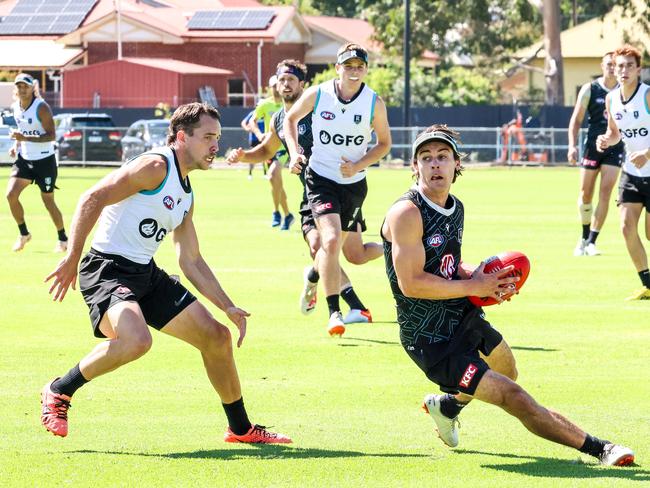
[412,124,465,182]
[613,45,642,67]
[167,102,220,144]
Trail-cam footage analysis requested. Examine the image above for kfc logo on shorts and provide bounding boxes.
[320,111,336,120]
[427,234,444,247]
[163,195,175,210]
[315,202,333,212]
[459,363,478,389]
[439,254,455,279]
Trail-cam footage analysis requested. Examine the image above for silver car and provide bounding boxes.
[0,125,15,162]
[121,119,170,162]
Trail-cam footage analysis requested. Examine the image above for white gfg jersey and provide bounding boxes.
[309,80,377,184]
[12,98,55,160]
[91,146,193,264]
[609,83,650,177]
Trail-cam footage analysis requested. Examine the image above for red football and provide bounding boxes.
[468,251,530,307]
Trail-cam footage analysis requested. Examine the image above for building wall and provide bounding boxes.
[87,42,306,99]
[180,74,229,107]
[527,58,603,106]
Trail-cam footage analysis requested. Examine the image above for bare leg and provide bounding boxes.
[620,203,648,272]
[6,177,31,226]
[268,161,289,215]
[342,224,383,265]
[78,301,153,380]
[471,370,586,448]
[592,165,619,231]
[41,191,65,232]
[315,214,344,298]
[161,301,241,403]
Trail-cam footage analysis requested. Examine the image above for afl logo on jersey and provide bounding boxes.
[427,234,444,247]
[163,195,175,210]
[320,111,335,120]
[139,218,158,238]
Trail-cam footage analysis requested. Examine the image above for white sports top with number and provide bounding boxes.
[12,97,55,160]
[309,80,377,184]
[609,82,650,177]
[91,146,193,264]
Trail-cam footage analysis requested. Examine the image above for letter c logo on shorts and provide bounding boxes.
[459,363,478,389]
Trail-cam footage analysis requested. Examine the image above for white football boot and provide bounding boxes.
[299,266,318,315]
[583,242,601,256]
[53,240,68,253]
[327,311,345,337]
[12,233,31,252]
[573,238,586,256]
[422,394,460,448]
[599,443,634,466]
[343,309,372,324]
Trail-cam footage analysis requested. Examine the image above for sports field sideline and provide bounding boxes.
[2,166,648,487]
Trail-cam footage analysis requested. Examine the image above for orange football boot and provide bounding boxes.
[41,379,71,437]
[224,424,292,444]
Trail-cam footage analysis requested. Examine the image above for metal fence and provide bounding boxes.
[1,125,590,166]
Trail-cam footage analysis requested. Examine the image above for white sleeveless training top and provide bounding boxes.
[309,80,377,184]
[609,82,650,177]
[12,98,55,160]
[91,146,193,264]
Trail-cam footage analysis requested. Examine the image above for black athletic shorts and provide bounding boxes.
[78,248,197,338]
[618,171,650,210]
[304,166,368,232]
[403,307,503,396]
[299,188,367,237]
[11,153,58,193]
[581,142,624,170]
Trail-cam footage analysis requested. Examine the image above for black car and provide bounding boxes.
[121,119,170,162]
[54,113,122,162]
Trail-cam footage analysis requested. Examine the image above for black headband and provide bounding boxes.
[276,65,305,82]
[337,49,368,65]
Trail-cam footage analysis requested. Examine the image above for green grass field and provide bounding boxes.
[1,165,648,487]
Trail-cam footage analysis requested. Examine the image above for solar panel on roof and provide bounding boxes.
[187,10,275,31]
[0,0,96,35]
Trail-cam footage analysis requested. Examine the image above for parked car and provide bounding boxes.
[54,113,122,162]
[0,125,14,162]
[121,119,170,162]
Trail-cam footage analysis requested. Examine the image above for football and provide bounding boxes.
[468,251,530,307]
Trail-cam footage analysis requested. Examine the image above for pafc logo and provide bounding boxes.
[298,124,307,135]
[439,253,455,279]
[139,218,167,242]
[320,111,335,120]
[163,195,175,210]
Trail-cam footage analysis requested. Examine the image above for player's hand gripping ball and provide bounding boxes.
[468,251,530,307]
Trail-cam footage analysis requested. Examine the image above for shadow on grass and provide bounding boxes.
[340,337,399,346]
[454,449,647,481]
[511,346,559,352]
[68,446,429,460]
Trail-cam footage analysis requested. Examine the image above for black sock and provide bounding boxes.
[222,397,252,435]
[51,364,89,397]
[326,294,340,315]
[18,223,29,236]
[581,224,590,241]
[439,393,468,419]
[57,228,68,242]
[586,230,599,245]
[341,286,367,311]
[307,267,320,283]
[579,433,609,458]
[639,269,650,288]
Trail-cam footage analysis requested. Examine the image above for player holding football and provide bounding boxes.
[41,103,291,444]
[568,52,624,256]
[381,124,634,466]
[597,45,650,300]
[227,59,381,323]
[284,43,391,336]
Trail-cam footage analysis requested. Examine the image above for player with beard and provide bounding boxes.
[382,124,634,465]
[40,103,291,444]
[227,59,381,322]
